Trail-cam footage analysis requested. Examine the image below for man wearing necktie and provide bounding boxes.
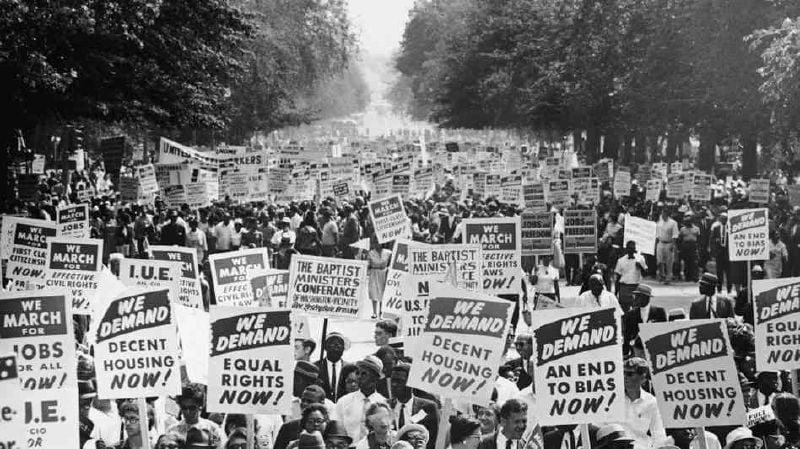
[389,363,438,449]
[477,399,528,449]
[689,273,734,319]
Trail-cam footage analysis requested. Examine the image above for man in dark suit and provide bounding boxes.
[622,284,666,354]
[390,363,439,449]
[689,273,735,319]
[478,399,528,449]
[315,332,353,402]
[274,385,327,449]
[507,334,533,390]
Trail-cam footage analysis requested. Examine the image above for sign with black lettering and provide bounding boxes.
[464,217,521,295]
[56,204,90,239]
[521,211,553,256]
[640,320,746,427]
[288,255,367,319]
[0,353,25,449]
[92,288,181,398]
[209,248,270,306]
[118,259,181,305]
[531,307,623,425]
[208,307,293,414]
[0,291,79,449]
[6,217,58,287]
[369,194,410,244]
[751,277,800,371]
[149,246,203,309]
[44,238,103,315]
[563,210,596,254]
[728,208,769,261]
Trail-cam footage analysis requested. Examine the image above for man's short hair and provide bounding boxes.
[376,320,398,337]
[302,338,317,354]
[499,398,528,419]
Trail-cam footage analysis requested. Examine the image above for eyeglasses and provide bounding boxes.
[404,433,428,442]
[307,418,328,426]
[122,416,140,424]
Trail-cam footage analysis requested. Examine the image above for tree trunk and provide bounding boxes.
[633,132,647,165]
[621,134,633,165]
[740,133,758,180]
[572,130,582,155]
[603,133,620,160]
[586,126,601,163]
[697,126,717,172]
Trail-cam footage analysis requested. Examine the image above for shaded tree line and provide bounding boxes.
[392,0,800,178]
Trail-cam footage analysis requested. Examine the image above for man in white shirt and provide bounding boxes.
[611,358,666,449]
[333,355,388,443]
[655,209,679,284]
[213,214,235,252]
[390,363,439,449]
[614,241,648,312]
[575,274,621,310]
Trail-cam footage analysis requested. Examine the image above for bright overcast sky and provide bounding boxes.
[347,0,417,57]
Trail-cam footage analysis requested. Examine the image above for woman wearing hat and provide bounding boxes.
[724,428,763,449]
[397,424,429,449]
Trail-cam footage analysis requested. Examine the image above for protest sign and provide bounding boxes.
[393,174,411,196]
[332,180,351,199]
[369,194,411,243]
[572,177,599,205]
[0,291,79,449]
[44,237,103,314]
[118,258,181,304]
[751,277,800,370]
[119,176,139,202]
[382,239,416,319]
[92,288,181,398]
[645,179,662,202]
[407,283,513,404]
[6,217,58,286]
[500,175,523,204]
[524,183,547,212]
[261,269,290,308]
[0,353,25,449]
[209,248,270,306]
[563,209,597,254]
[174,304,209,385]
[287,255,368,319]
[640,320,746,427]
[521,211,553,257]
[747,406,776,428]
[208,307,293,414]
[667,173,685,199]
[728,208,769,261]
[464,217,522,295]
[407,244,482,339]
[56,203,90,239]
[531,307,623,425]
[692,173,713,201]
[149,246,203,309]
[547,179,571,208]
[613,167,631,198]
[748,179,770,204]
[623,214,657,256]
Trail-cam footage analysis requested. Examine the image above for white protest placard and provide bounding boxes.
[531,307,624,425]
[0,291,79,449]
[264,269,290,308]
[613,167,631,198]
[640,320,746,428]
[645,179,662,202]
[208,307,293,414]
[407,284,513,404]
[369,194,411,244]
[728,208,769,261]
[749,179,770,204]
[287,255,368,319]
[406,244,482,340]
[521,211,553,256]
[623,214,657,256]
[174,304,209,385]
[56,203,90,239]
[6,217,59,286]
[382,239,416,319]
[92,288,181,398]
[692,173,713,201]
[43,237,103,314]
[0,353,26,449]
[464,217,522,295]
[149,246,203,309]
[563,209,597,254]
[332,180,351,199]
[209,248,270,306]
[747,406,776,428]
[523,183,547,212]
[118,258,181,304]
[667,173,685,199]
[547,179,571,208]
[751,277,800,371]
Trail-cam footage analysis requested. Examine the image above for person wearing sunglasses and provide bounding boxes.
[167,384,226,449]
